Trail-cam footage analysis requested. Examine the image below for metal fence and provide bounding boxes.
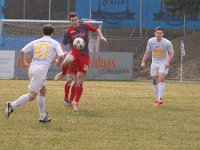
[5,0,75,20]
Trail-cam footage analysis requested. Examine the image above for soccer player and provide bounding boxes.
[63,62,77,106]
[141,27,174,108]
[5,24,64,123]
[55,12,107,112]
[55,59,77,106]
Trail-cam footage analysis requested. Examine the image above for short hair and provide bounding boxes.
[43,24,54,36]
[155,27,164,32]
[69,12,78,19]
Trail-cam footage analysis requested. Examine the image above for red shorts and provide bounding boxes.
[67,62,78,74]
[71,49,90,74]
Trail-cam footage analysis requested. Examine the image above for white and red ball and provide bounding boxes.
[73,37,85,50]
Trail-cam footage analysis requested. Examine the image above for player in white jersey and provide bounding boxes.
[141,27,174,108]
[5,25,64,123]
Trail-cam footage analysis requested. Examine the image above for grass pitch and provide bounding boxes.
[0,80,200,150]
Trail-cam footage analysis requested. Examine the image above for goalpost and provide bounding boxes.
[0,19,103,52]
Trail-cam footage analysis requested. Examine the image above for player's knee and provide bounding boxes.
[66,79,73,85]
[67,75,75,82]
[28,92,37,101]
[159,77,165,82]
[64,55,74,66]
[40,86,46,96]
[152,76,157,85]
[76,80,84,85]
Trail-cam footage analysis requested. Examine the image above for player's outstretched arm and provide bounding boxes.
[166,51,174,68]
[20,50,29,68]
[55,55,64,67]
[96,28,107,43]
[141,50,150,68]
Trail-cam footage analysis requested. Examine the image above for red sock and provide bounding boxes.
[75,84,83,103]
[62,64,68,75]
[64,81,71,100]
[69,82,76,101]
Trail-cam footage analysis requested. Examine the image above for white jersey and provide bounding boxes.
[22,36,64,69]
[146,37,174,64]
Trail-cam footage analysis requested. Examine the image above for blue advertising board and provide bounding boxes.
[76,0,200,29]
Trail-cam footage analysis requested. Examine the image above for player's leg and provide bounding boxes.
[72,54,89,112]
[73,72,84,112]
[54,53,75,80]
[64,62,77,106]
[152,75,159,100]
[68,64,78,103]
[158,64,169,101]
[38,86,51,123]
[156,64,168,107]
[69,82,76,103]
[64,73,74,106]
[5,90,38,118]
[150,63,160,106]
[5,67,40,118]
[158,73,166,100]
[54,64,68,80]
[63,53,75,69]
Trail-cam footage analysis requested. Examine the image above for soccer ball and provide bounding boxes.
[73,37,85,50]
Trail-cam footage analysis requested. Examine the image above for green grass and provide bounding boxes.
[0,80,200,150]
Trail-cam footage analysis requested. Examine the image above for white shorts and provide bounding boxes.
[28,65,48,93]
[150,63,169,77]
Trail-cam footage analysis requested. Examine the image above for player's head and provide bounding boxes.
[154,27,164,41]
[69,12,79,28]
[43,24,54,36]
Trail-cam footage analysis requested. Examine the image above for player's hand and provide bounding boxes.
[55,61,61,67]
[51,59,56,64]
[165,62,170,69]
[101,37,107,43]
[23,61,29,68]
[141,62,146,69]
[64,52,68,57]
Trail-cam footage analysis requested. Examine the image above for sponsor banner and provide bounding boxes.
[14,51,133,80]
[14,50,31,80]
[76,0,200,29]
[87,52,133,80]
[0,50,15,79]
[14,50,61,80]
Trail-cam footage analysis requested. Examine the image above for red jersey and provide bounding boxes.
[61,21,97,54]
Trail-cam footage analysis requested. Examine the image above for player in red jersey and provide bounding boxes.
[64,61,77,106]
[54,51,77,107]
[55,12,107,112]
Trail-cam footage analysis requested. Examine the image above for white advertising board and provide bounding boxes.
[0,51,15,79]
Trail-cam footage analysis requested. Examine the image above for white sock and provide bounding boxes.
[10,94,30,108]
[158,82,166,100]
[153,85,159,100]
[37,96,45,120]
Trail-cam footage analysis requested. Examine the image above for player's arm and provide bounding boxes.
[20,50,29,68]
[52,31,69,65]
[56,56,64,67]
[167,52,174,64]
[166,42,174,68]
[85,23,107,42]
[20,42,33,68]
[60,42,66,51]
[141,50,150,68]
[141,40,151,68]
[52,42,66,65]
[55,42,64,67]
[96,28,107,42]
[52,42,67,65]
[60,31,70,51]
